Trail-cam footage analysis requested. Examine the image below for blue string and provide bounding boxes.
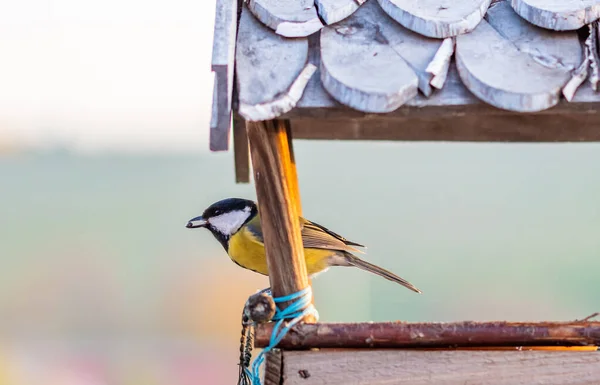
[250,286,318,385]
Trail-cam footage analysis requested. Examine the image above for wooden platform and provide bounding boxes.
[267,349,600,385]
[254,321,600,384]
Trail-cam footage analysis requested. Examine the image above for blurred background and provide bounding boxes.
[0,1,599,384]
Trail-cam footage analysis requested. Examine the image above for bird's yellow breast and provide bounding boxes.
[228,226,334,276]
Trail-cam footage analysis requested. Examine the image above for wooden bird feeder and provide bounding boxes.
[209,0,600,383]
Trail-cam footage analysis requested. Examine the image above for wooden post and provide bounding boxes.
[283,120,302,215]
[246,119,313,320]
[233,114,250,183]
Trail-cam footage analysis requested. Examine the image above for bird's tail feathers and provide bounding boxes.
[344,254,422,294]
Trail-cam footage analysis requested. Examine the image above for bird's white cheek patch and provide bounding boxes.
[209,210,251,235]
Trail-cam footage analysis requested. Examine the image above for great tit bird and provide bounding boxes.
[186,198,421,293]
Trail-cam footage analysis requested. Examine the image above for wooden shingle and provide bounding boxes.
[210,0,600,152]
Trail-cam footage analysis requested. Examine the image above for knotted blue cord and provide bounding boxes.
[249,286,318,385]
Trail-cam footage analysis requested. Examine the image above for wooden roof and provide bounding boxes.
[210,0,600,150]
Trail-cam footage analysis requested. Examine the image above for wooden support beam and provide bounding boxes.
[255,321,600,349]
[279,349,600,385]
[233,114,250,183]
[246,119,312,318]
[289,112,600,142]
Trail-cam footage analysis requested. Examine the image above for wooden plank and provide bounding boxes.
[246,120,313,319]
[236,5,316,121]
[377,0,492,38]
[281,349,600,385]
[456,18,573,112]
[210,0,239,151]
[510,0,600,31]
[314,0,366,25]
[232,114,250,183]
[288,112,600,142]
[319,0,419,113]
[247,0,323,37]
[255,321,600,349]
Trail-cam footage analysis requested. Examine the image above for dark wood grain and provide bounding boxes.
[233,114,250,183]
[264,350,283,385]
[255,321,600,349]
[246,120,313,320]
[289,112,600,142]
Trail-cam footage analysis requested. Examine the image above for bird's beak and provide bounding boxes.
[186,216,207,228]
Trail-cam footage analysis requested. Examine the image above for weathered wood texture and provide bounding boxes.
[320,0,420,112]
[210,0,239,151]
[228,0,600,127]
[255,321,600,349]
[370,9,446,98]
[247,0,323,37]
[246,120,312,318]
[564,52,591,101]
[282,56,600,142]
[297,55,474,111]
[486,1,583,71]
[286,35,600,120]
[264,350,283,385]
[222,0,600,149]
[377,0,492,38]
[280,349,600,385]
[510,0,600,31]
[289,110,600,142]
[487,1,585,101]
[233,114,250,183]
[315,0,366,25]
[456,6,578,112]
[588,22,600,91]
[236,5,316,121]
[427,38,454,90]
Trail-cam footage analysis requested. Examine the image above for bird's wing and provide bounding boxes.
[244,215,365,253]
[299,218,365,254]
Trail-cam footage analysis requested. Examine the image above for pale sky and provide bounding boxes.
[0,0,216,152]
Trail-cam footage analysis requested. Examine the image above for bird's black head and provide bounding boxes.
[186,198,258,250]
